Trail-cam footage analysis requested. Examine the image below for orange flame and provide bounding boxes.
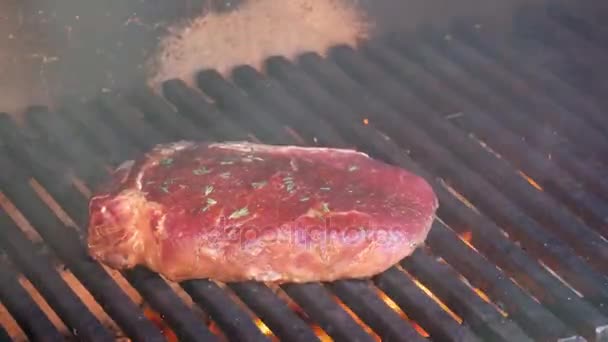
[517,171,543,191]
[363,118,369,125]
[457,275,509,318]
[377,290,430,337]
[333,297,381,341]
[472,288,508,317]
[458,230,478,251]
[459,231,472,244]
[473,288,491,303]
[254,319,274,337]
[411,279,463,324]
[144,307,178,342]
[288,302,332,341]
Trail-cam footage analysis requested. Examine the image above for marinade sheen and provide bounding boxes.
[88,141,438,283]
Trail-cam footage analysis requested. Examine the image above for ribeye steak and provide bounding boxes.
[88,141,438,282]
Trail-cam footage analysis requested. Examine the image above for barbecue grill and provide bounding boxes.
[1,1,608,341]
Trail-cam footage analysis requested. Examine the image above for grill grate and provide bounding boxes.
[1,2,607,341]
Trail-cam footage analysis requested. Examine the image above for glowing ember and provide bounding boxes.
[363,118,370,125]
[460,231,472,243]
[472,287,508,317]
[287,301,332,341]
[143,307,178,342]
[313,326,333,342]
[458,276,509,318]
[473,288,491,303]
[412,321,430,337]
[376,290,430,337]
[207,321,223,337]
[254,319,274,337]
[517,171,543,191]
[438,179,479,213]
[334,296,380,341]
[411,278,463,324]
[458,230,477,251]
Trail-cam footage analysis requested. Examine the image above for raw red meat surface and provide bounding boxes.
[88,141,438,282]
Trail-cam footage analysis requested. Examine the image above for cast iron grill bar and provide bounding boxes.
[417,24,608,199]
[60,102,140,163]
[0,118,166,342]
[334,41,608,236]
[541,2,608,109]
[4,110,219,342]
[375,267,482,342]
[0,127,88,219]
[28,107,268,342]
[373,29,608,199]
[361,38,608,205]
[226,282,321,342]
[179,281,275,342]
[197,70,300,146]
[0,210,111,341]
[403,249,532,342]
[419,27,608,156]
[192,69,534,341]
[264,55,605,340]
[423,24,608,144]
[391,31,606,167]
[0,158,117,342]
[129,87,206,142]
[0,258,63,342]
[546,0,608,49]
[160,80,251,142]
[122,268,220,342]
[515,5,608,95]
[279,284,375,342]
[183,67,482,336]
[230,64,575,341]
[452,19,608,136]
[327,280,427,342]
[518,4,608,68]
[291,52,608,295]
[421,26,608,201]
[424,221,577,341]
[25,108,107,187]
[96,95,170,149]
[230,66,351,149]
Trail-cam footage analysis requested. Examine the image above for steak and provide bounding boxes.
[88,141,438,283]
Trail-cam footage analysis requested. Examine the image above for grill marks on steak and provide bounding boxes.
[88,142,438,283]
